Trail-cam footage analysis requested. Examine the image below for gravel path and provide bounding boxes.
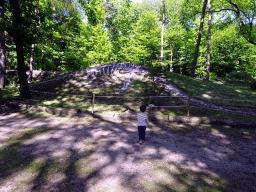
[0,113,255,191]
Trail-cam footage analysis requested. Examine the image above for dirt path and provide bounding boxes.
[0,113,256,192]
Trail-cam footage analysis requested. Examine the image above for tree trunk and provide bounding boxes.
[28,43,34,82]
[160,0,165,67]
[199,53,203,78]
[190,0,208,78]
[28,0,39,82]
[0,0,6,89]
[169,41,173,72]
[5,32,10,69]
[9,0,31,98]
[7,46,11,70]
[205,0,211,81]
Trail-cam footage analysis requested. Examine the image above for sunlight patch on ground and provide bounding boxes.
[202,94,212,98]
[42,99,60,106]
[211,129,227,138]
[90,177,130,192]
[51,149,71,157]
[75,157,94,177]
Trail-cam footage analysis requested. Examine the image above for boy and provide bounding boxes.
[136,104,148,145]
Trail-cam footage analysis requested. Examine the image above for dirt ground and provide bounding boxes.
[0,112,256,192]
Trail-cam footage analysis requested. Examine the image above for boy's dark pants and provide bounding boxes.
[138,126,146,141]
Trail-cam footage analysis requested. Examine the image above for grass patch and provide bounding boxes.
[28,71,68,85]
[163,71,256,108]
[0,85,20,100]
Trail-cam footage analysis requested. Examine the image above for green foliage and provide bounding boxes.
[226,71,254,82]
[134,9,161,65]
[209,72,218,80]
[6,73,19,86]
[250,80,256,91]
[3,0,256,81]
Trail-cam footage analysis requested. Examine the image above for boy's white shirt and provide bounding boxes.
[137,113,148,126]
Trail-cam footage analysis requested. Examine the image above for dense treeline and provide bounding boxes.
[0,0,255,96]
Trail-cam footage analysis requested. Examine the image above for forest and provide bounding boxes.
[0,0,256,98]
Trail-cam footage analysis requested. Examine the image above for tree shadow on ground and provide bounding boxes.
[0,111,255,191]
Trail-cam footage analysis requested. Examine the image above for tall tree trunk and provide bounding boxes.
[205,0,211,81]
[7,46,11,70]
[0,0,6,89]
[5,32,9,69]
[28,43,34,82]
[199,52,204,78]
[9,0,31,98]
[169,41,173,72]
[160,0,165,67]
[5,38,11,70]
[190,0,208,78]
[28,0,39,82]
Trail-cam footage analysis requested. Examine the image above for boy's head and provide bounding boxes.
[140,104,147,112]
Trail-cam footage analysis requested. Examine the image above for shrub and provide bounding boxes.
[209,72,218,80]
[250,80,256,90]
[6,72,19,86]
[226,71,254,82]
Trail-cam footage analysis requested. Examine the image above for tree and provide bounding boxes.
[160,0,166,67]
[110,0,136,63]
[134,9,161,65]
[165,0,185,71]
[226,0,256,45]
[28,0,39,82]
[205,0,211,81]
[190,0,208,78]
[0,0,6,89]
[9,0,31,98]
[33,0,85,71]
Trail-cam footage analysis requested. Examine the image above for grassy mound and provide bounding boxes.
[163,71,256,108]
[1,66,256,120]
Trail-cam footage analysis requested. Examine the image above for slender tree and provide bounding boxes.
[28,0,39,82]
[205,0,211,81]
[28,44,35,82]
[160,0,166,67]
[0,0,6,89]
[9,0,31,98]
[190,0,208,78]
[169,40,174,72]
